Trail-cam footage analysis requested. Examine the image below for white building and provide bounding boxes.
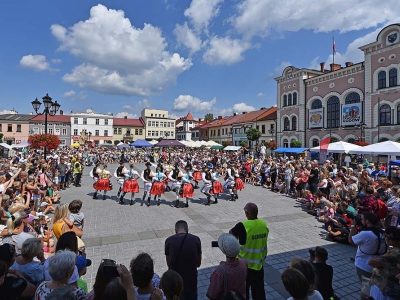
[175,112,199,140]
[140,109,176,140]
[70,110,113,145]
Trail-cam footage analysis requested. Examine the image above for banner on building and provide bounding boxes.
[319,137,330,164]
[309,108,323,128]
[342,103,362,126]
[319,150,328,164]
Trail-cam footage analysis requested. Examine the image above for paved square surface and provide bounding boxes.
[60,163,359,299]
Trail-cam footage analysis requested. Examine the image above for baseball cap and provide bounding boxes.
[218,233,240,258]
[76,255,92,270]
[27,214,39,223]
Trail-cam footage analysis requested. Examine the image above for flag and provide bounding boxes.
[333,38,336,55]
[320,137,330,151]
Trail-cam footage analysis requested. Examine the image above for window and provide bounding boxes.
[345,92,360,104]
[312,139,319,147]
[104,130,108,136]
[347,138,356,144]
[291,116,297,131]
[74,118,78,124]
[33,127,39,134]
[379,137,389,142]
[74,129,78,136]
[327,96,340,128]
[114,128,117,134]
[283,95,287,107]
[16,125,21,132]
[118,128,122,135]
[283,139,289,148]
[62,129,67,135]
[147,121,151,126]
[398,105,400,124]
[311,99,322,109]
[218,129,220,136]
[7,124,12,132]
[95,130,99,136]
[389,68,397,87]
[40,128,45,134]
[83,118,87,125]
[55,128,60,135]
[139,129,143,135]
[256,126,259,130]
[48,128,53,134]
[283,117,290,131]
[0,124,2,131]
[126,129,131,135]
[105,119,109,125]
[60,140,66,145]
[95,119,99,125]
[288,94,292,106]
[378,71,386,89]
[293,92,297,105]
[380,104,391,125]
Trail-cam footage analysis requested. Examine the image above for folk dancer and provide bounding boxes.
[192,164,202,189]
[209,167,223,204]
[93,165,113,200]
[114,161,127,198]
[223,162,238,201]
[179,168,194,208]
[164,161,173,192]
[150,167,166,206]
[169,164,183,208]
[90,162,101,199]
[201,165,213,205]
[119,164,140,205]
[140,162,153,205]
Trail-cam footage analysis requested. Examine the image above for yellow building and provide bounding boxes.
[141,109,176,140]
[113,117,145,143]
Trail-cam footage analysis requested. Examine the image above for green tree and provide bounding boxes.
[240,141,247,147]
[106,140,112,144]
[157,137,163,142]
[0,133,3,143]
[204,113,214,121]
[246,128,261,143]
[290,140,302,148]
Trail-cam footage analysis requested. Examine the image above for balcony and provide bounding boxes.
[123,133,133,139]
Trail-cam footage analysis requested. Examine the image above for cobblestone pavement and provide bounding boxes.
[59,163,359,299]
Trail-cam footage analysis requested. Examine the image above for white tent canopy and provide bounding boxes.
[148,140,158,145]
[310,141,361,154]
[0,143,13,151]
[348,140,400,155]
[224,146,241,151]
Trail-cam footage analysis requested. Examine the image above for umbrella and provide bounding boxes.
[117,144,131,150]
[210,145,224,149]
[155,139,186,147]
[11,141,30,148]
[98,143,115,148]
[71,142,80,148]
[0,143,13,151]
[148,140,158,145]
[348,141,400,155]
[130,139,154,147]
[224,146,242,151]
[309,141,361,154]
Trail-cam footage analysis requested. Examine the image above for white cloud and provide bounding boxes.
[203,36,251,65]
[219,102,256,116]
[169,113,180,119]
[257,92,265,97]
[268,61,291,78]
[51,59,62,64]
[115,112,138,119]
[233,0,400,39]
[0,110,15,115]
[184,0,224,32]
[51,4,192,96]
[19,55,56,72]
[63,90,76,98]
[123,99,151,111]
[78,91,88,100]
[174,22,203,55]
[173,95,217,112]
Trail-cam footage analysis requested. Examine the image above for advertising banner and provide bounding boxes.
[309,108,323,128]
[342,103,362,126]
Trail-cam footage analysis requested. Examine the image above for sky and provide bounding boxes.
[1,0,399,120]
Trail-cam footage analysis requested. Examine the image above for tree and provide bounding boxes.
[240,141,247,147]
[246,128,261,143]
[290,140,302,148]
[28,134,60,150]
[114,140,120,146]
[204,113,214,121]
[157,137,163,142]
[106,140,112,144]
[0,133,3,143]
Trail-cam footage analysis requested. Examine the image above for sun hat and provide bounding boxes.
[218,233,240,258]
[76,255,92,270]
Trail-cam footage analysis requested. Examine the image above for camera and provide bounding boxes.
[211,241,219,247]
[308,248,315,257]
[347,213,363,226]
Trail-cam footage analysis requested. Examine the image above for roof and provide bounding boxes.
[175,111,195,125]
[0,114,32,122]
[113,118,144,127]
[257,107,277,121]
[30,114,70,123]
[191,121,208,130]
[201,116,233,129]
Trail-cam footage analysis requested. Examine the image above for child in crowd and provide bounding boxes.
[297,190,314,205]
[275,178,285,194]
[68,200,85,231]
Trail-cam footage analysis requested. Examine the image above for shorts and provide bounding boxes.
[58,176,66,183]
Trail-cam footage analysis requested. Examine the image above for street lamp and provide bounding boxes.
[88,131,92,141]
[165,132,170,140]
[355,123,367,142]
[31,93,61,159]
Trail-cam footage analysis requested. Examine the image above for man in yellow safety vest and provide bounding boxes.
[230,202,269,300]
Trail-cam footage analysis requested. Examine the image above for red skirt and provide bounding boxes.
[193,171,202,180]
[164,172,171,183]
[234,178,245,191]
[122,179,139,193]
[210,181,223,194]
[181,183,194,198]
[150,182,165,195]
[94,178,112,191]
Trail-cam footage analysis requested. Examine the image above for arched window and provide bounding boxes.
[378,71,386,89]
[312,139,319,147]
[347,138,356,144]
[380,104,391,125]
[288,94,292,106]
[379,137,389,142]
[283,95,287,107]
[283,117,290,131]
[330,137,339,143]
[283,139,289,148]
[311,99,322,109]
[327,96,340,128]
[398,105,400,124]
[292,92,297,105]
[389,68,398,87]
[291,116,297,131]
[345,92,361,104]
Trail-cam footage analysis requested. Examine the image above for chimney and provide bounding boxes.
[124,116,127,119]
[320,62,325,72]
[233,113,237,116]
[218,116,222,120]
[59,110,63,115]
[242,112,247,114]
[198,118,202,121]
[330,63,341,71]
[345,62,353,67]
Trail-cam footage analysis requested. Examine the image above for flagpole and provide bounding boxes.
[332,37,335,66]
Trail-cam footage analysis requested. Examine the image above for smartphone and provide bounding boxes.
[211,241,219,247]
[103,265,120,278]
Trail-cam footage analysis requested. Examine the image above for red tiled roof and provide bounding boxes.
[113,118,144,127]
[186,111,194,121]
[30,114,70,123]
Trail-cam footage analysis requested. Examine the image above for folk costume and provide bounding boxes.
[201,166,213,205]
[119,164,140,205]
[168,165,183,208]
[209,169,223,204]
[150,168,166,206]
[223,162,239,201]
[180,170,194,208]
[140,162,153,205]
[192,164,202,189]
[93,166,112,200]
[114,161,127,198]
[90,164,101,199]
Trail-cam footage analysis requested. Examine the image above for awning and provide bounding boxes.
[274,147,309,153]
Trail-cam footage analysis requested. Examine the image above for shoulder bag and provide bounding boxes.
[170,233,188,270]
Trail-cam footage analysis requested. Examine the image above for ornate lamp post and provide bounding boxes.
[31,93,61,159]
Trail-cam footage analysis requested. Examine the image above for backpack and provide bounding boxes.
[375,200,388,219]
